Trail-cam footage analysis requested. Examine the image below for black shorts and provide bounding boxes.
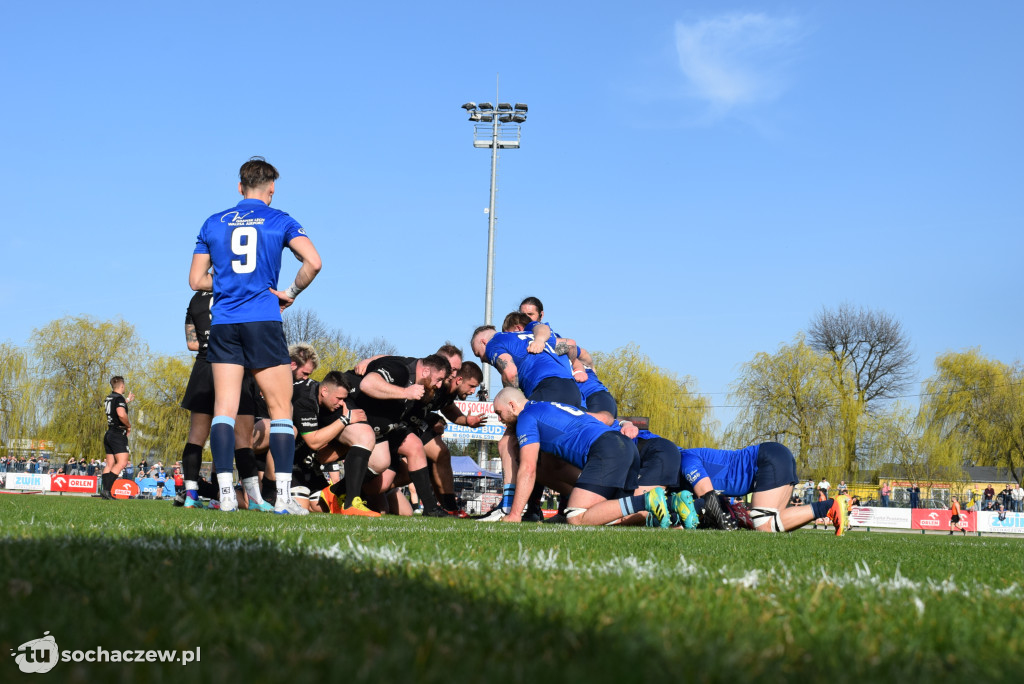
[583,390,617,418]
[637,437,681,488]
[529,377,583,408]
[751,442,798,493]
[207,321,289,368]
[951,514,960,524]
[575,432,640,499]
[180,358,258,416]
[103,429,129,455]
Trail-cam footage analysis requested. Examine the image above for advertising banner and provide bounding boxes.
[49,475,98,494]
[976,510,1024,534]
[135,478,174,498]
[111,479,139,499]
[4,473,51,491]
[849,506,912,529]
[442,401,505,442]
[910,509,975,532]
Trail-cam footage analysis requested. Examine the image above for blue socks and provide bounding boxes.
[811,499,834,518]
[619,494,647,517]
[501,484,516,514]
[269,419,295,475]
[210,416,236,475]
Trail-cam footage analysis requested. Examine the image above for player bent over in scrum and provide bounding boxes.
[492,388,671,528]
[680,443,849,535]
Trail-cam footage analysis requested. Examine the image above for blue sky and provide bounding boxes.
[2,2,1021,431]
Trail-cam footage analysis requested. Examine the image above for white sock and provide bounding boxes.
[242,476,264,505]
[216,473,237,511]
[275,474,293,509]
[185,480,198,496]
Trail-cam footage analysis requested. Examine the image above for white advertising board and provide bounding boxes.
[976,510,1024,534]
[442,401,506,442]
[849,506,912,529]
[4,473,51,491]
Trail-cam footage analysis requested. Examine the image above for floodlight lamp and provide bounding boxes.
[479,113,494,122]
[469,112,482,121]
[511,113,526,123]
[461,102,477,110]
[478,102,494,110]
[498,114,513,123]
[497,102,513,111]
[514,103,528,112]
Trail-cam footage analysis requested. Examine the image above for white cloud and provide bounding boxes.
[675,13,805,111]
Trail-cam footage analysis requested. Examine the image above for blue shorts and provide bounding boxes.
[529,377,584,408]
[751,442,798,492]
[637,437,680,488]
[575,432,639,499]
[207,321,290,369]
[583,390,617,418]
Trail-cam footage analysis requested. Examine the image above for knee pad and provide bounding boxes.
[749,506,785,532]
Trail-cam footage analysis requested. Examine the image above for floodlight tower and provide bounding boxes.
[460,97,528,404]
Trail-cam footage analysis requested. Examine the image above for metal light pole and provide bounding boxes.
[461,96,527,465]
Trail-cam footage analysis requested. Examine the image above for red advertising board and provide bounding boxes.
[911,509,974,532]
[49,475,98,494]
[111,479,140,499]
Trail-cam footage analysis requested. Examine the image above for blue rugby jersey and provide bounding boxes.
[515,401,616,469]
[485,331,572,397]
[679,445,760,497]
[194,198,307,324]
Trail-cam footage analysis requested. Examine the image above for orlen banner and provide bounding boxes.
[911,509,975,532]
[111,478,140,500]
[49,475,98,494]
[976,510,1024,534]
[442,401,506,442]
[4,473,51,491]
[849,506,912,529]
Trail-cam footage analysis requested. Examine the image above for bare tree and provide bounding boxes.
[809,304,915,405]
[281,308,395,374]
[808,303,915,475]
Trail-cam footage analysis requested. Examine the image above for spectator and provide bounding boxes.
[838,480,849,495]
[86,460,96,477]
[908,483,921,509]
[1012,483,1024,513]
[880,481,891,507]
[156,467,167,499]
[998,504,1008,522]
[999,485,1013,510]
[803,479,815,505]
[817,477,831,498]
[983,484,995,507]
[123,461,134,479]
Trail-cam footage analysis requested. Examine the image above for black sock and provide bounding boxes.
[343,446,372,508]
[197,478,220,499]
[410,467,439,514]
[442,493,457,512]
[235,448,257,480]
[262,477,277,505]
[526,482,544,513]
[181,442,203,482]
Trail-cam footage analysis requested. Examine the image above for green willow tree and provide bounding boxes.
[0,343,36,455]
[591,343,717,448]
[132,354,193,464]
[728,335,847,479]
[918,349,1024,483]
[30,316,147,461]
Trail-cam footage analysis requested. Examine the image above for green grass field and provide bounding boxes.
[1,494,1022,683]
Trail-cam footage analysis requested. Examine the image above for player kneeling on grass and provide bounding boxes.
[492,388,671,527]
[679,443,849,535]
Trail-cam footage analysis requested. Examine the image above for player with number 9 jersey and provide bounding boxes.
[194,199,307,325]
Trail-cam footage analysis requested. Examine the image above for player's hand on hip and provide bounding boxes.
[269,287,295,312]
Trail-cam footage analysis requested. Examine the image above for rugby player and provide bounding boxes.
[679,443,849,535]
[179,290,267,510]
[100,376,133,499]
[343,354,452,516]
[491,388,671,528]
[189,156,321,514]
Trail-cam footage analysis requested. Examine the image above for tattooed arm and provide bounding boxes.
[493,353,519,388]
[185,323,199,352]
